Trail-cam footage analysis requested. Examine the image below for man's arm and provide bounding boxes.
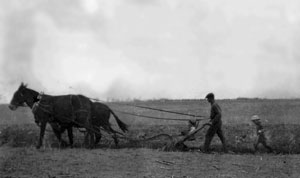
[210,104,221,125]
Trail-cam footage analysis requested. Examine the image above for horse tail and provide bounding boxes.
[109,109,128,132]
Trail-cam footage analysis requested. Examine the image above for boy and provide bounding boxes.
[251,115,273,153]
[181,119,198,141]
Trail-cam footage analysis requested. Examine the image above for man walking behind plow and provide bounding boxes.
[203,93,228,153]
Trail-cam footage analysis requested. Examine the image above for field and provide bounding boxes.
[1,99,300,177]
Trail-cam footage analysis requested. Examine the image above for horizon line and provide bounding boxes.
[2,97,300,104]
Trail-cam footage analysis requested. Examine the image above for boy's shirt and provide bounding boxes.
[180,125,197,141]
[255,123,264,136]
[189,126,196,133]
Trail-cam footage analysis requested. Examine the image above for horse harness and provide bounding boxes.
[32,93,90,125]
[32,98,55,123]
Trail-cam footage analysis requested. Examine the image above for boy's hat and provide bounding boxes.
[188,119,198,126]
[251,115,260,121]
[189,119,199,127]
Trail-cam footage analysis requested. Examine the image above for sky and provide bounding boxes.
[0,0,300,103]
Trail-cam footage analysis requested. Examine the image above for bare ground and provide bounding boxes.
[1,123,300,177]
[1,146,300,178]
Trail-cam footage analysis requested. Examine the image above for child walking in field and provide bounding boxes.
[251,115,273,153]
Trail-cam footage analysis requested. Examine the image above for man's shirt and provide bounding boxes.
[210,102,222,124]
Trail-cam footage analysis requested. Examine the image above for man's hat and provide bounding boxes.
[205,93,214,99]
[251,115,260,121]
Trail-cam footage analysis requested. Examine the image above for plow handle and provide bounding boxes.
[178,123,212,143]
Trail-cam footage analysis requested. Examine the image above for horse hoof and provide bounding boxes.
[59,140,68,148]
[86,144,95,149]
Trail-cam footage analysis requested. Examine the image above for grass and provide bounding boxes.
[1,123,300,154]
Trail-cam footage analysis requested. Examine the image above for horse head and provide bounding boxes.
[9,82,38,110]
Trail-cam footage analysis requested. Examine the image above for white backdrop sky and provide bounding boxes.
[1,0,300,102]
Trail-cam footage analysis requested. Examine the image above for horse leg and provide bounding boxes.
[50,122,62,141]
[67,126,74,148]
[102,124,119,147]
[108,126,119,147]
[112,133,119,147]
[83,130,94,148]
[94,127,102,145]
[84,131,95,149]
[84,132,89,147]
[89,130,95,148]
[50,123,68,148]
[37,121,47,149]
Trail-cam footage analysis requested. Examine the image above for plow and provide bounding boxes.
[113,122,211,151]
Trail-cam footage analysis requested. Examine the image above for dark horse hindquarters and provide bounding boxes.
[91,102,128,146]
[92,102,128,133]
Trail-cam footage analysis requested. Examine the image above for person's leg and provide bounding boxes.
[264,144,273,153]
[254,137,260,152]
[216,127,228,152]
[261,135,273,153]
[203,126,217,152]
[255,135,266,153]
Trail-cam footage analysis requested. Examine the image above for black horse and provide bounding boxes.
[9,83,95,148]
[34,94,128,147]
[31,93,97,148]
[9,83,128,148]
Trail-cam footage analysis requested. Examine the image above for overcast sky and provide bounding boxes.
[1,0,300,102]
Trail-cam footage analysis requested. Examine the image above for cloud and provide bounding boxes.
[1,0,300,103]
[80,0,99,14]
[31,12,150,97]
[79,0,122,18]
